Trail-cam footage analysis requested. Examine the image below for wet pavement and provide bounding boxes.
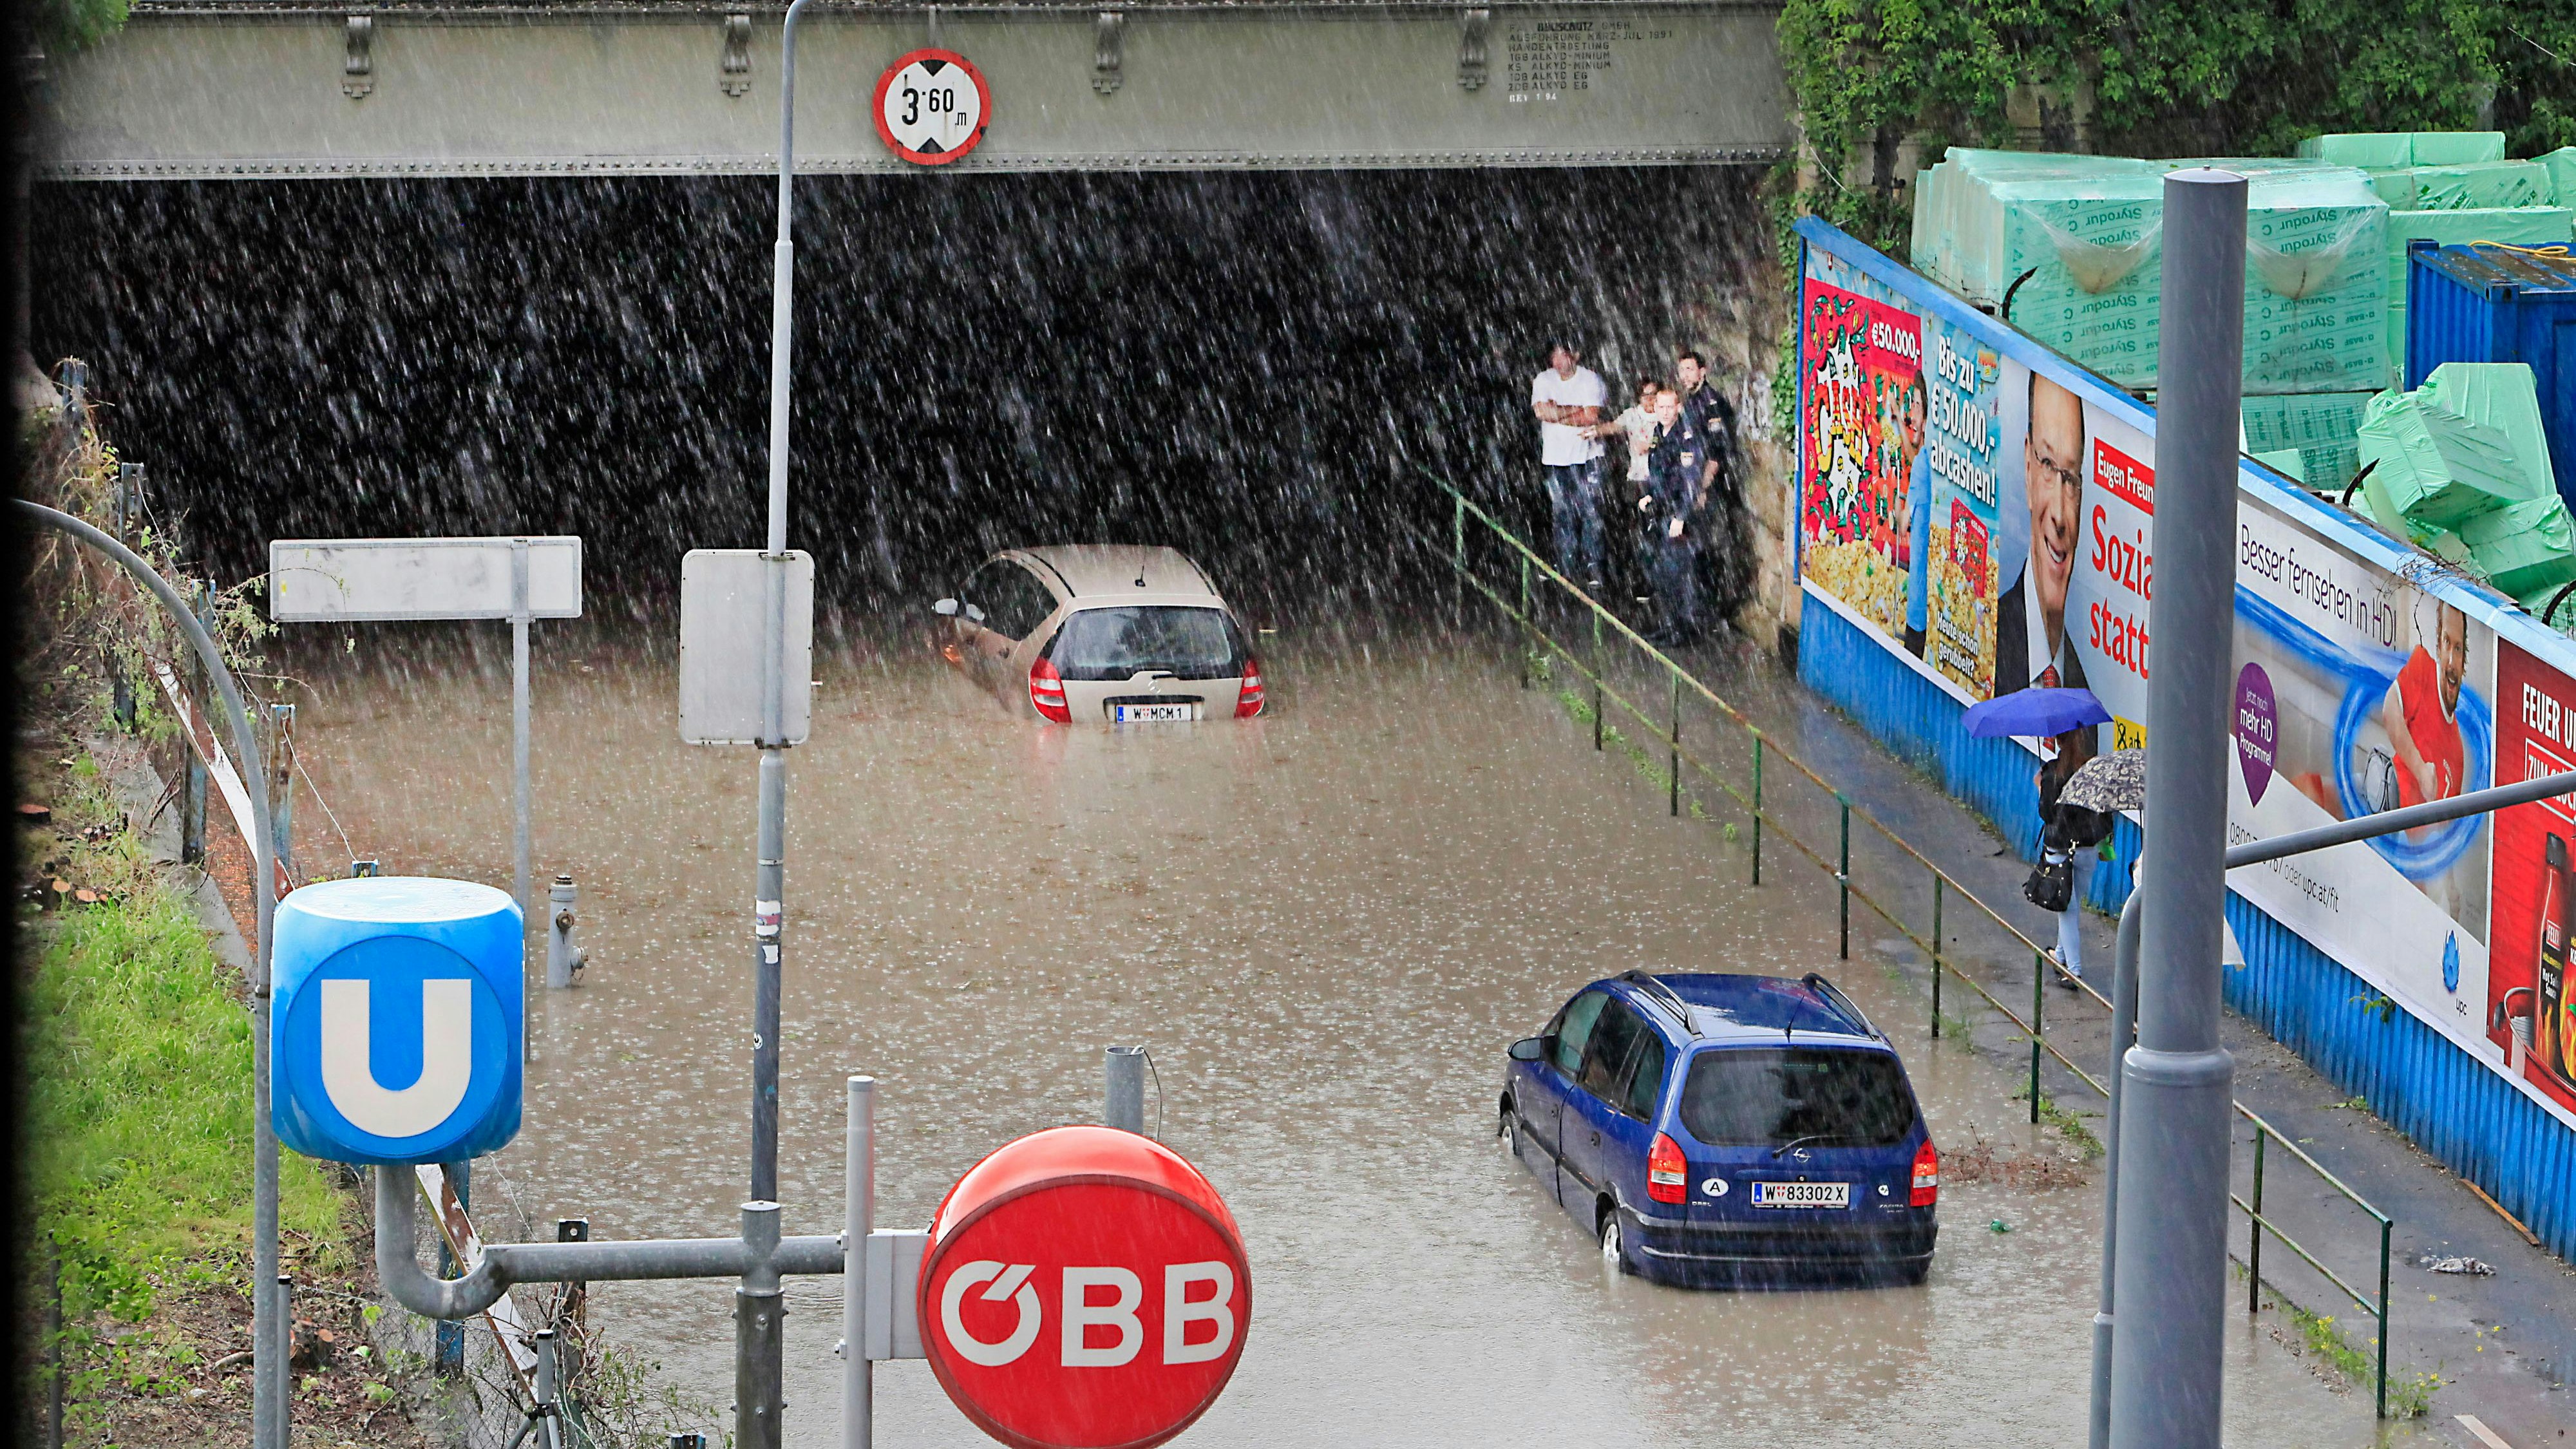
[289,622,2426,1445]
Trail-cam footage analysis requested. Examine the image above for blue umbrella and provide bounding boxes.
[1962,687,2110,739]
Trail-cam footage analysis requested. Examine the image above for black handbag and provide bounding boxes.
[2023,843,2075,913]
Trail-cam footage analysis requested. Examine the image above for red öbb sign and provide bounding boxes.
[920,1126,1250,1449]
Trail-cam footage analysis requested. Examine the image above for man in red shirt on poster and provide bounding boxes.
[2385,602,2472,833]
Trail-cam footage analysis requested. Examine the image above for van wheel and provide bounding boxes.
[1598,1208,1631,1273]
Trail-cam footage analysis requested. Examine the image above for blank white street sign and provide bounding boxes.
[269,537,583,622]
[679,549,814,746]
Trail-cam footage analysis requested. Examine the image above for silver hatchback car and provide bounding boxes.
[934,545,1265,724]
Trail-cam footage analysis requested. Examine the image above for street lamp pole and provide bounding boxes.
[739,5,813,1446]
[2108,167,2246,1449]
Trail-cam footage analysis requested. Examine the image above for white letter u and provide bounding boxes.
[319,978,475,1139]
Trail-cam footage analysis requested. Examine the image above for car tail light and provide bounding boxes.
[1028,656,1072,724]
[1647,1132,1688,1204]
[1235,656,1265,718]
[1909,1141,1940,1207]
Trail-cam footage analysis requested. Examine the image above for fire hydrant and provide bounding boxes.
[545,873,587,989]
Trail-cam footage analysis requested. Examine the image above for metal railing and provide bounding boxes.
[2237,1104,2394,1419]
[1425,478,2398,1414]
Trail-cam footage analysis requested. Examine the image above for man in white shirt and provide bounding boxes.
[1531,343,1609,588]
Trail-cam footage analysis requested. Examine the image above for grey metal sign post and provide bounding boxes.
[2108,165,2246,1449]
[267,535,584,946]
[374,1074,931,1439]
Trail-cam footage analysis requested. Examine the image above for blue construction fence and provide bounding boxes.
[1801,598,2575,1263]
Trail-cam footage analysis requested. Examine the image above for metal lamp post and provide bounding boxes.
[2107,167,2246,1449]
[737,4,816,1441]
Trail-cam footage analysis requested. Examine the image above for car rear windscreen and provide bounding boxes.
[1678,1048,1915,1148]
[1050,607,1244,681]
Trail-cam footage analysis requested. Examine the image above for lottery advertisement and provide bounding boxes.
[2487,643,2576,1124]
[1798,249,2014,701]
[1797,277,1924,644]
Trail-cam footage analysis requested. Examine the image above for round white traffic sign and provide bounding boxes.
[873,49,990,166]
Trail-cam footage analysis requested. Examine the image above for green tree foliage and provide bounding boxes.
[1780,0,2575,255]
[36,0,131,55]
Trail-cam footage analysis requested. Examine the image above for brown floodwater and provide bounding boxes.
[289,627,2428,1446]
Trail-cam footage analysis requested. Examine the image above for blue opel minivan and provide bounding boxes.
[1500,971,1939,1286]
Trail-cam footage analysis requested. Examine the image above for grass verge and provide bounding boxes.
[21,749,350,1437]
[2010,1088,2107,1160]
[2273,1287,2439,1418]
[1553,687,1715,822]
[28,887,346,1318]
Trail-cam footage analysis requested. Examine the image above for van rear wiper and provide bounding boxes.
[1770,1133,1854,1158]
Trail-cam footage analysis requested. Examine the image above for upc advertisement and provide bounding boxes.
[1796,224,2575,1131]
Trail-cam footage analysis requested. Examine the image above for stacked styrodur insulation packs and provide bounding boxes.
[2298,133,2576,375]
[1911,151,2394,393]
[1911,133,2576,495]
[2356,363,2571,605]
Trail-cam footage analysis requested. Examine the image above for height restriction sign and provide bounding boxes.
[874,49,989,165]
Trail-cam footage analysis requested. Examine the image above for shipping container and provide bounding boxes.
[2407,240,2576,505]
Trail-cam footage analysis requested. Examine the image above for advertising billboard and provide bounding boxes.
[2490,643,2576,1115]
[1796,220,2573,1134]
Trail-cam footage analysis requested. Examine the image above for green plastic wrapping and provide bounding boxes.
[2407,131,2508,166]
[2303,441,2363,491]
[2216,164,2392,392]
[2368,162,2553,212]
[2242,391,2376,452]
[1918,153,2389,390]
[2253,448,2308,483]
[2462,494,2576,596]
[2299,134,2415,168]
[2356,363,2555,529]
[2538,148,2576,206]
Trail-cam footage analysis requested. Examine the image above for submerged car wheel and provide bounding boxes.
[1598,1208,1631,1273]
[1500,1106,1520,1160]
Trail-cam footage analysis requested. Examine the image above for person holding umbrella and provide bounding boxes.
[2037,739,2119,986]
[1964,687,2114,986]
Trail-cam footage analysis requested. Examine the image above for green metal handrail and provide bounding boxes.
[1428,477,2399,1414]
[2234,1103,2394,1418]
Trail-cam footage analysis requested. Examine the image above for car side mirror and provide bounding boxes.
[933,598,960,617]
[1508,1036,1551,1063]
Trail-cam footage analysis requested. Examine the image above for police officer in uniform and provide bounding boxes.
[1638,386,1706,645]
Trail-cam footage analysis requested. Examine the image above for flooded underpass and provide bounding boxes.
[284,621,2409,1446]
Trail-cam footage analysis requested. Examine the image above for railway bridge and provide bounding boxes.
[36,0,1792,180]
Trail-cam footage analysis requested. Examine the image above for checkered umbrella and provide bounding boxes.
[2061,748,2148,814]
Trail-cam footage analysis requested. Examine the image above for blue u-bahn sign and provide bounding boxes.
[272,876,522,1164]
